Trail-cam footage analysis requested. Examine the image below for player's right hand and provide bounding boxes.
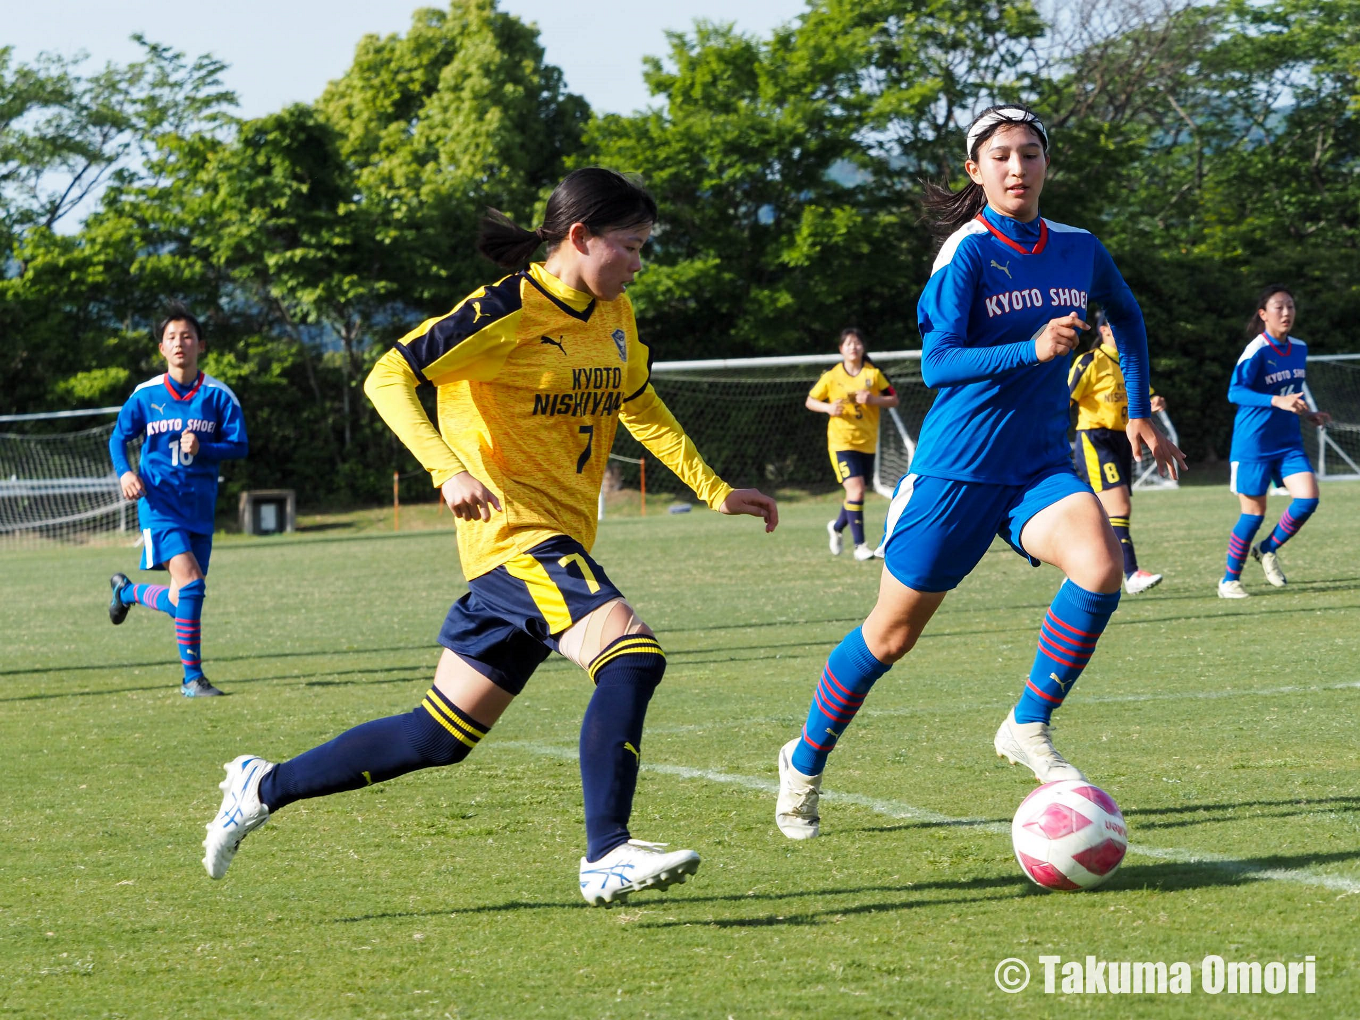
[1034,313,1088,363]
[441,471,502,522]
[1271,392,1310,414]
[827,399,845,417]
[119,471,144,501]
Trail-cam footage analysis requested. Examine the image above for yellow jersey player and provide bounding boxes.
[1068,309,1167,594]
[201,168,779,907]
[806,328,898,560]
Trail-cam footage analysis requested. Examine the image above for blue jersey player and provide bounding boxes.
[1217,285,1330,598]
[774,106,1185,839]
[106,307,248,696]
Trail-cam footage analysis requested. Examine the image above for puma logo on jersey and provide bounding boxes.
[151,402,166,413]
[1049,671,1074,694]
[471,301,485,323]
[540,335,567,354]
[990,259,1012,279]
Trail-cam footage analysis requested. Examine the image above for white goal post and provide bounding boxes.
[609,350,1185,500]
[1304,354,1360,481]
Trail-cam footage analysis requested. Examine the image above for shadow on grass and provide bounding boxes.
[1125,795,1360,831]
[0,664,427,701]
[0,643,429,679]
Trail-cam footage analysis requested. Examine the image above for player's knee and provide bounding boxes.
[586,633,666,691]
[410,686,490,765]
[558,598,652,672]
[176,578,206,601]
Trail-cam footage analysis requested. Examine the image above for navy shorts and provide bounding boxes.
[831,449,875,484]
[1230,449,1314,496]
[880,468,1093,592]
[1074,428,1134,492]
[439,536,624,695]
[140,525,213,573]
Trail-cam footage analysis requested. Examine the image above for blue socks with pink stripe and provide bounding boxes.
[791,627,890,776]
[1224,513,1265,581]
[1014,580,1121,725]
[1257,498,1318,554]
[121,582,174,615]
[175,578,206,684]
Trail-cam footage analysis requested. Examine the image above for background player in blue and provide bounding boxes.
[774,106,1185,839]
[106,306,248,697]
[1217,285,1331,599]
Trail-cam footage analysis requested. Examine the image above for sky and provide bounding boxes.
[7,0,810,118]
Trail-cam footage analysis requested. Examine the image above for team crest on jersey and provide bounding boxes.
[612,329,628,362]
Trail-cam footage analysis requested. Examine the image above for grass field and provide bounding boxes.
[3,485,1359,1019]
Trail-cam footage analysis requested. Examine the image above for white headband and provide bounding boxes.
[966,107,1048,160]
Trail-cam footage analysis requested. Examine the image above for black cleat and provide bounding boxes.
[109,573,132,625]
[181,678,226,698]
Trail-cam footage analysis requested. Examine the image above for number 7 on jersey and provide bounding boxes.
[576,425,593,473]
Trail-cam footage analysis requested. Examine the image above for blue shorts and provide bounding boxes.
[439,536,624,695]
[880,469,1093,592]
[1230,449,1314,496]
[831,449,875,484]
[140,525,213,573]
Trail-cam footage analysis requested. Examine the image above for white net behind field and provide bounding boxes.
[1305,356,1360,480]
[0,419,138,544]
[607,353,932,497]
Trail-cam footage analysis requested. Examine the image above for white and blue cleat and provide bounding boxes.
[202,754,274,879]
[578,839,700,906]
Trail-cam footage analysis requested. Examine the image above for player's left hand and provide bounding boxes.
[1150,395,1167,413]
[854,389,872,405]
[1127,417,1186,481]
[1305,409,1332,427]
[720,488,779,532]
[180,432,200,457]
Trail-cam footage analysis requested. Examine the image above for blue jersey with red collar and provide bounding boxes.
[109,372,248,532]
[1228,333,1309,461]
[911,207,1150,484]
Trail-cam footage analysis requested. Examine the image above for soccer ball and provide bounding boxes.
[1011,780,1128,891]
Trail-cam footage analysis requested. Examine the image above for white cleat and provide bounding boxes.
[202,754,274,879]
[578,839,700,907]
[827,520,844,556]
[1124,569,1163,595]
[776,738,822,839]
[853,543,876,561]
[1252,545,1287,587]
[994,709,1086,784]
[1217,578,1251,599]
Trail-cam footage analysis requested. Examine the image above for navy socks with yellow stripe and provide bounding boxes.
[257,686,489,812]
[581,634,666,862]
[1107,515,1138,576]
[844,500,865,546]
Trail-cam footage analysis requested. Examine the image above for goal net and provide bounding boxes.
[0,408,137,544]
[1304,355,1360,481]
[608,351,1185,501]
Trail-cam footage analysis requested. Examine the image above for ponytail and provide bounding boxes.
[476,167,658,270]
[920,178,989,240]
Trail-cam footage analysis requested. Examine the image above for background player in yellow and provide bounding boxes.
[806,328,899,560]
[201,168,779,907]
[1068,309,1168,594]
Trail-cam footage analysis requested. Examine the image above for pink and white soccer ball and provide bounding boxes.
[1011,780,1128,891]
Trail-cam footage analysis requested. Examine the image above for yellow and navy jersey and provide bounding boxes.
[1067,342,1156,431]
[364,262,733,580]
[808,362,894,454]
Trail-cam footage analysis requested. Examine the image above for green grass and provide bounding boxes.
[3,485,1359,1018]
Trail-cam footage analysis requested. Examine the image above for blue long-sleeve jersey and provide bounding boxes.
[1228,333,1309,461]
[109,372,248,533]
[912,207,1150,484]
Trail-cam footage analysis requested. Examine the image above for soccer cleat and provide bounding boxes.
[1252,545,1287,587]
[108,573,132,625]
[182,678,226,697]
[578,839,701,906]
[202,754,274,879]
[1123,569,1163,595]
[775,738,822,839]
[994,709,1086,784]
[853,543,876,561]
[1217,578,1251,599]
[827,520,843,556]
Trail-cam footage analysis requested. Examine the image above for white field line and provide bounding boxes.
[498,740,1360,895]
